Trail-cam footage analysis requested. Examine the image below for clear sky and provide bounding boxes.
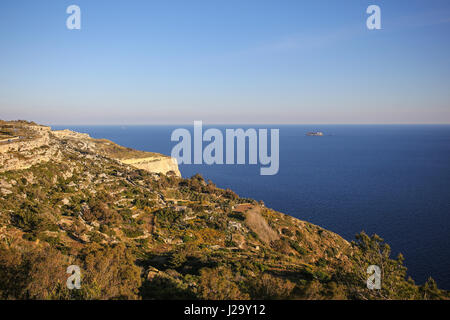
[1,0,449,125]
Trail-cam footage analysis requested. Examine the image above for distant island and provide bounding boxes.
[0,120,447,300]
[306,131,324,136]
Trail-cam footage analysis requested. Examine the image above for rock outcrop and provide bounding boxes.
[0,121,181,176]
[120,157,181,177]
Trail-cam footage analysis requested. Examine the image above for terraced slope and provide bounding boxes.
[0,120,447,300]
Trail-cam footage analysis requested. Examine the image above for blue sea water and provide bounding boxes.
[52,124,450,289]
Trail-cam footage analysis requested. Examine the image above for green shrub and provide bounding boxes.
[314,270,331,282]
[122,226,144,238]
[289,240,307,255]
[22,233,37,241]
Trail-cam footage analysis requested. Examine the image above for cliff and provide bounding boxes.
[120,157,181,177]
[0,121,181,176]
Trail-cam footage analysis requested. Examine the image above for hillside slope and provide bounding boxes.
[0,120,447,300]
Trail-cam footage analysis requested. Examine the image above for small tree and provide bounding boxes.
[342,232,419,299]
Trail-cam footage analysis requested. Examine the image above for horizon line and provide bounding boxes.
[45,122,450,126]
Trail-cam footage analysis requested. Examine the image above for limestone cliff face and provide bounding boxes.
[0,125,51,154]
[51,129,91,140]
[120,157,181,177]
[0,121,181,176]
[0,124,59,172]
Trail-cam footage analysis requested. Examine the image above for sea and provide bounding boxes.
[52,124,450,289]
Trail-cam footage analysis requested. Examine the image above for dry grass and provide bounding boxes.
[91,139,165,160]
[245,206,279,244]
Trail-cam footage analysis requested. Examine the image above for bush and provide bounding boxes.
[22,233,37,242]
[80,244,142,299]
[228,212,245,221]
[316,258,328,267]
[122,226,144,238]
[281,228,293,237]
[247,273,295,299]
[197,267,249,300]
[169,251,188,269]
[11,209,43,233]
[314,270,331,282]
[270,239,291,254]
[289,240,307,255]
[0,244,69,299]
[140,275,196,300]
[155,207,183,227]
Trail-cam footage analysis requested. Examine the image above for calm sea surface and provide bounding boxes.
[52,124,450,289]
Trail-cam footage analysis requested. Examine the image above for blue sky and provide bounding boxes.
[0,0,449,124]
